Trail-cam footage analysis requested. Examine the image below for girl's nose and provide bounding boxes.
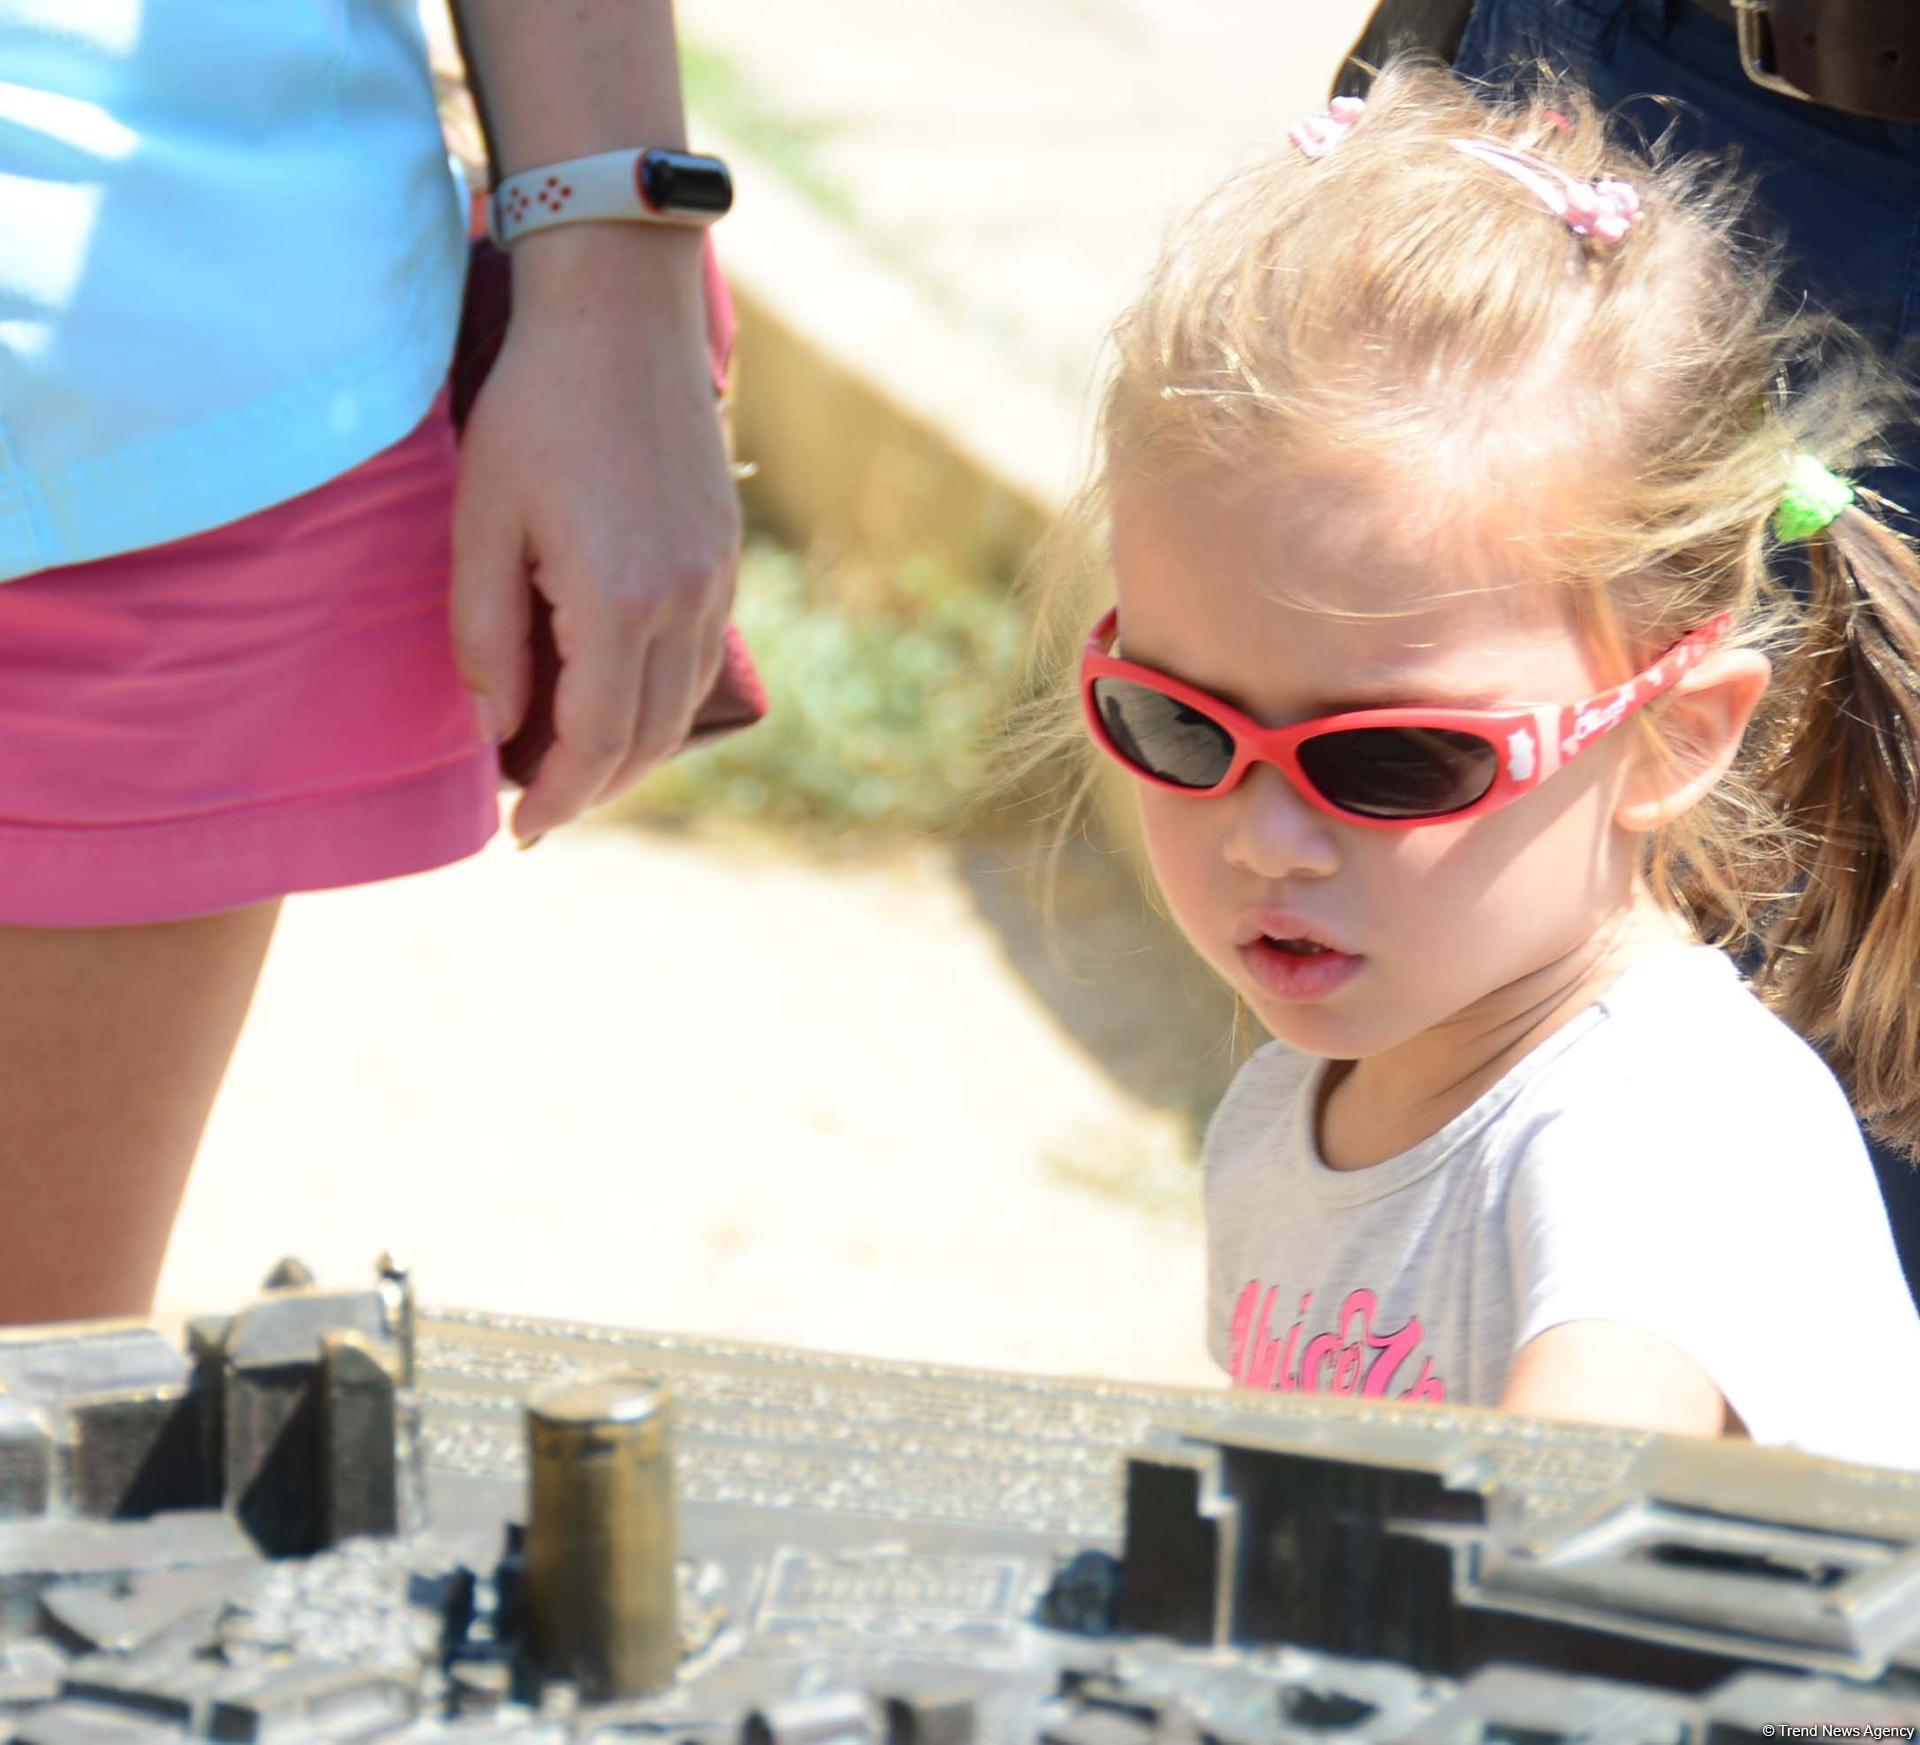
[1222,762,1341,881]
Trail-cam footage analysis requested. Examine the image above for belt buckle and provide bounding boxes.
[1731,0,1815,103]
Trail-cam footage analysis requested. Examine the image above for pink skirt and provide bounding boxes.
[0,389,500,926]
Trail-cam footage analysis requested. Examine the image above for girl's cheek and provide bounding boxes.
[1133,793,1202,891]
[1136,796,1236,933]
[1369,826,1464,891]
[1136,788,1216,863]
[1376,820,1534,940]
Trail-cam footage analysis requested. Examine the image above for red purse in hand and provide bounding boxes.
[448,231,767,791]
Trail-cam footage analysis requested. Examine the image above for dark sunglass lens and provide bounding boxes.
[1092,677,1234,789]
[1298,727,1498,819]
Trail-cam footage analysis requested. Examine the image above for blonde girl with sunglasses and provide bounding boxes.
[1018,65,1920,1466]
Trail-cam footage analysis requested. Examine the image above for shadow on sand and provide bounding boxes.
[950,821,1246,1147]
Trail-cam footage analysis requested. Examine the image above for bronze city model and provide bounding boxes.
[0,1257,1913,1745]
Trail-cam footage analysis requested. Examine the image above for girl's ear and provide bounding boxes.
[1615,649,1772,833]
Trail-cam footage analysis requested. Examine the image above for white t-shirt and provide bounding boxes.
[0,0,466,580]
[1204,944,1920,1471]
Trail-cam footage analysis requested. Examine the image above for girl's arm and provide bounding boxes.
[447,0,740,845]
[1501,1321,1731,1437]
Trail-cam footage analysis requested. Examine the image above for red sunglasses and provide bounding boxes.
[1081,607,1731,828]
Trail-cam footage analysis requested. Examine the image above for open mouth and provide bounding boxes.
[1238,931,1364,1003]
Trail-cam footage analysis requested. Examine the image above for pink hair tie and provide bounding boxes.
[1450,137,1643,244]
[1289,95,1365,160]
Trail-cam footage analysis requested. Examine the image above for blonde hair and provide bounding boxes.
[1001,59,1920,1156]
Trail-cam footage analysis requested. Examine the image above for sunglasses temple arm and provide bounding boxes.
[1549,657,1693,776]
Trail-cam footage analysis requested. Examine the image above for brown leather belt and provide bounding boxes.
[1686,0,1920,123]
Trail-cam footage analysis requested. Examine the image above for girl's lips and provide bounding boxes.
[1232,909,1352,955]
[1238,936,1365,1002]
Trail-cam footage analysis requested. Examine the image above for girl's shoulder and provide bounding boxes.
[1508,942,1878,1223]
[1559,943,1859,1140]
[1503,946,1920,1462]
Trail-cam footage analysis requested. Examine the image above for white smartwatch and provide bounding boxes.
[487,147,733,248]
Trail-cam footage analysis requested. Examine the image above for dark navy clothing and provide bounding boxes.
[1454,0,1920,474]
[1453,0,1920,1304]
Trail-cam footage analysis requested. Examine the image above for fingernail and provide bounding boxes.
[472,693,502,743]
[515,831,546,852]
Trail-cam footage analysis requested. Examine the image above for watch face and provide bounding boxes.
[637,150,733,218]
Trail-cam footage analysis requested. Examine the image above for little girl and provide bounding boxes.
[1032,64,1920,1467]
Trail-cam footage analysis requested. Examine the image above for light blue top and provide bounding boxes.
[0,0,468,582]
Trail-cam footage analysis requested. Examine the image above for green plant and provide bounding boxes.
[620,539,1028,838]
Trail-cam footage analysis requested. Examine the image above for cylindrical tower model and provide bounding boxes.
[524,1376,679,1700]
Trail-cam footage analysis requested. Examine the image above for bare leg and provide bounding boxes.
[0,900,283,1324]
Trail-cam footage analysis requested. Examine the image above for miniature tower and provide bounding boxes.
[523,1377,679,1700]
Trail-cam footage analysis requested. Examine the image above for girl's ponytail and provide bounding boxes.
[1759,496,1920,1158]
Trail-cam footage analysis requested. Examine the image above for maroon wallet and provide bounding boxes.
[449,233,767,791]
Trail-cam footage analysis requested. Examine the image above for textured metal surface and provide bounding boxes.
[413,1304,1920,1542]
[0,1267,1915,1745]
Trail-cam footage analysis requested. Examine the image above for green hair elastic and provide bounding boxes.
[1774,455,1856,543]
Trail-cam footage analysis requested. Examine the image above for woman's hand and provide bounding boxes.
[450,224,741,846]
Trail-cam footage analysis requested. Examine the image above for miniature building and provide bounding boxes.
[0,1265,406,1560]
[1117,1419,1920,1690]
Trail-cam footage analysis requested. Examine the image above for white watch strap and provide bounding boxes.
[487,148,714,247]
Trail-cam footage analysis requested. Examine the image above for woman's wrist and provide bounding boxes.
[508,221,708,330]
[450,0,690,192]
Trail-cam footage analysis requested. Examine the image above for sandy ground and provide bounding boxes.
[156,806,1241,1389]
